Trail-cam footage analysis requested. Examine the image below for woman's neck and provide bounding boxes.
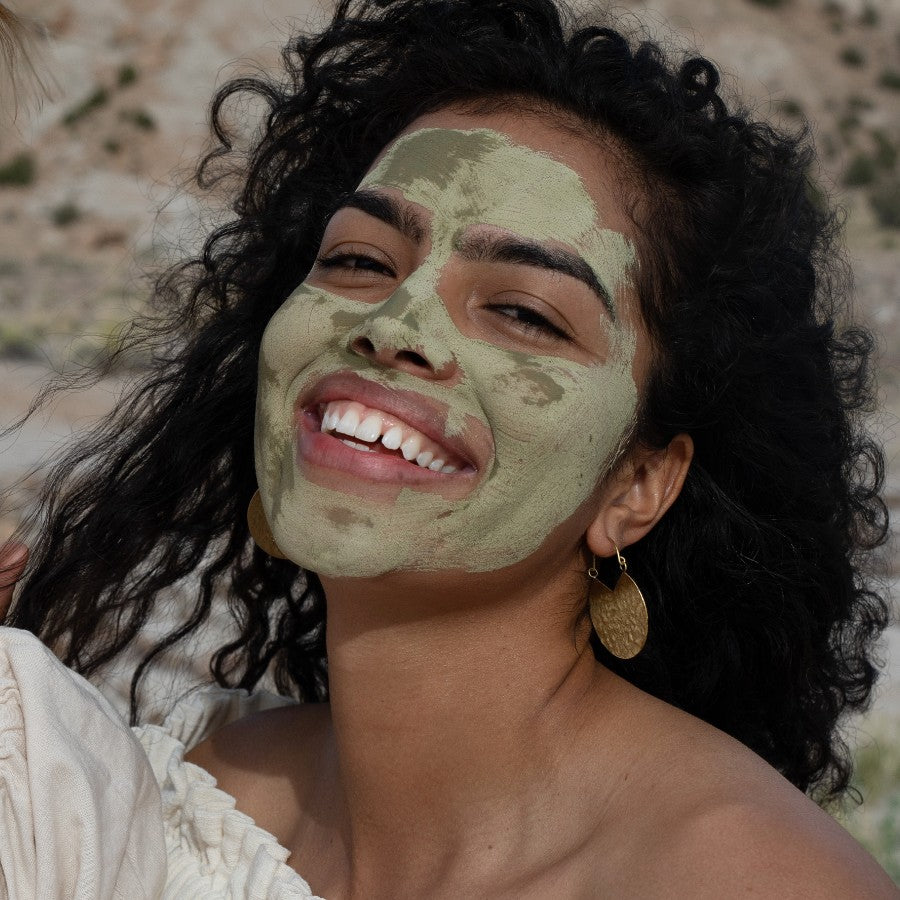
[314,560,622,895]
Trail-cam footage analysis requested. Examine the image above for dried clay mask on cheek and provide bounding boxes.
[254,127,639,578]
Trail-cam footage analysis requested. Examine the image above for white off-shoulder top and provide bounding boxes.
[135,686,322,899]
[0,626,323,899]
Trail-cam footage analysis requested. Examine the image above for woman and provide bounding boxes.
[1,0,896,895]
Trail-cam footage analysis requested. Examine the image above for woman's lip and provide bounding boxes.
[293,371,491,473]
[295,408,477,485]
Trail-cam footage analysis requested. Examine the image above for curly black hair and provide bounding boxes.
[6,0,889,802]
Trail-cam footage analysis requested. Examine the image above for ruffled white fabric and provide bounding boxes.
[0,627,166,899]
[134,685,324,899]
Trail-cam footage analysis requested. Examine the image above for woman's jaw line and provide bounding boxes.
[317,525,594,624]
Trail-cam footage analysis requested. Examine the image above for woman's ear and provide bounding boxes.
[585,433,693,558]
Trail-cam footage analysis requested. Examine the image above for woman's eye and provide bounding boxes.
[316,252,395,277]
[487,303,570,342]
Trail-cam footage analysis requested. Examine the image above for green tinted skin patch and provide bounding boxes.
[255,128,638,576]
[326,506,374,530]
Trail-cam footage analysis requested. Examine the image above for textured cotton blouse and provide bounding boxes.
[0,627,324,899]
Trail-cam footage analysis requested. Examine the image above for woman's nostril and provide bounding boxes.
[349,334,434,372]
[351,336,376,356]
[396,349,432,370]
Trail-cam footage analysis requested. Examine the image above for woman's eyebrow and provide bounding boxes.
[331,189,427,244]
[457,232,616,320]
[329,191,615,319]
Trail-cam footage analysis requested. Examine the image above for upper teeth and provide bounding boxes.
[318,400,463,474]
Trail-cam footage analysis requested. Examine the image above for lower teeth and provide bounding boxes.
[332,431,456,471]
[339,438,376,452]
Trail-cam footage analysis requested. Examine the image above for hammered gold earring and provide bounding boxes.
[247,490,287,559]
[587,544,648,659]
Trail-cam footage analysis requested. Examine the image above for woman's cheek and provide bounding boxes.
[482,351,637,507]
[259,285,355,378]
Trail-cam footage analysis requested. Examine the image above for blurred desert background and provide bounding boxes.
[0,0,898,878]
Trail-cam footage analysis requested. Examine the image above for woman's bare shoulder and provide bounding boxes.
[185,701,331,838]
[598,690,897,898]
[633,788,898,898]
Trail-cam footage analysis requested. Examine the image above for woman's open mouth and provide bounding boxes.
[316,400,469,473]
[293,374,485,486]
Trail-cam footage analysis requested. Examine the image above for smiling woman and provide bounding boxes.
[258,121,646,577]
[1,0,897,897]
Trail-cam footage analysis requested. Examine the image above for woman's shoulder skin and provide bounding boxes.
[631,784,896,898]
[636,792,894,898]
[187,688,898,899]
[186,700,334,845]
[587,684,898,898]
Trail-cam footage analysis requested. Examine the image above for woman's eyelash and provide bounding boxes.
[316,252,394,276]
[314,259,568,342]
[487,304,570,341]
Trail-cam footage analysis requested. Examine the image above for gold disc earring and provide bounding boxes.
[587,544,648,659]
[247,490,287,559]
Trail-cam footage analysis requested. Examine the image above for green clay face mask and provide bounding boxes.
[255,126,639,577]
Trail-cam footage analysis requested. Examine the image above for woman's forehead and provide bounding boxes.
[358,125,637,311]
[360,127,596,237]
[373,107,634,216]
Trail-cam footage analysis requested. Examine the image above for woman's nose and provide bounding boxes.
[345,284,459,381]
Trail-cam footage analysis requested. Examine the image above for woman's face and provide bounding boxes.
[255,108,649,577]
